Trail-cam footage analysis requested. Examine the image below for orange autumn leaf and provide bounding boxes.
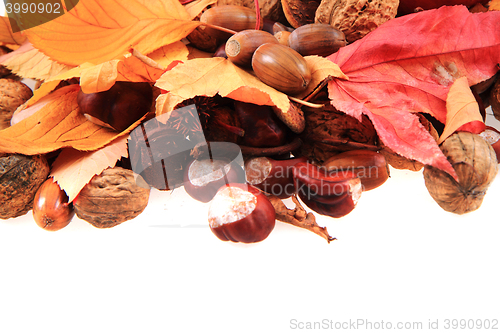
[50,136,129,202]
[438,76,485,144]
[147,42,189,69]
[0,85,132,155]
[24,0,200,66]
[0,40,73,80]
[0,16,26,45]
[490,0,500,11]
[155,56,346,116]
[184,0,217,19]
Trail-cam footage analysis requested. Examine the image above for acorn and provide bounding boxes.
[225,30,279,67]
[200,5,262,41]
[252,43,311,95]
[274,31,291,45]
[288,23,346,57]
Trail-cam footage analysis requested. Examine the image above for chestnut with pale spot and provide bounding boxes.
[208,183,276,243]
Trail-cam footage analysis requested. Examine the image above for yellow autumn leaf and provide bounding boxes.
[184,0,217,19]
[24,0,201,66]
[438,76,485,144]
[0,16,26,45]
[154,56,347,116]
[50,135,129,202]
[147,42,189,69]
[0,40,73,80]
[0,85,135,155]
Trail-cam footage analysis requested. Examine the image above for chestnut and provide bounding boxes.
[208,183,276,243]
[234,101,291,148]
[293,162,362,218]
[244,156,307,198]
[32,178,74,231]
[183,158,245,203]
[77,81,153,132]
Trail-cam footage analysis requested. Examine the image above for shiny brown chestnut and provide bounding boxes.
[234,101,291,148]
[183,158,245,203]
[245,156,307,198]
[293,162,362,218]
[208,183,276,243]
[77,81,153,132]
[32,178,74,231]
[323,150,390,191]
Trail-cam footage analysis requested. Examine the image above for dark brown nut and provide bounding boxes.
[272,22,294,34]
[200,5,262,41]
[288,23,346,57]
[479,126,500,162]
[323,150,389,191]
[491,78,500,122]
[423,132,498,214]
[281,0,321,28]
[77,81,153,132]
[0,154,49,219]
[225,30,279,67]
[32,177,74,231]
[252,43,311,95]
[73,167,150,228]
[234,101,291,147]
[216,0,287,23]
[0,78,33,130]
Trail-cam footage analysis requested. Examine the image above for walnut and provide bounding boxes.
[0,154,50,219]
[297,104,378,163]
[0,79,33,130]
[281,0,321,28]
[315,0,399,43]
[423,132,498,214]
[74,167,150,228]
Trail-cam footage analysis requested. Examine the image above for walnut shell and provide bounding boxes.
[0,79,33,130]
[74,167,150,228]
[0,154,50,219]
[315,0,399,43]
[423,132,498,214]
[491,78,500,122]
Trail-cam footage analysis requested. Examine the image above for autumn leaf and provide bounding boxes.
[0,40,73,80]
[327,6,500,177]
[155,56,346,116]
[0,85,136,155]
[184,0,217,19]
[0,16,26,45]
[438,77,485,144]
[490,0,500,11]
[50,135,129,202]
[24,0,200,66]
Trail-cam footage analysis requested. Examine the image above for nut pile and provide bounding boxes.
[0,0,499,244]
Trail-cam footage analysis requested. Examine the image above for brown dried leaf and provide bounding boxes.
[50,136,129,202]
[267,194,335,243]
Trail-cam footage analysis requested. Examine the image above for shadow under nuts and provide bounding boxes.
[288,23,346,57]
[252,43,311,95]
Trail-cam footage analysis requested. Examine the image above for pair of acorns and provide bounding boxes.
[202,5,346,95]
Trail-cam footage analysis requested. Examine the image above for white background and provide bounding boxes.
[1,5,500,333]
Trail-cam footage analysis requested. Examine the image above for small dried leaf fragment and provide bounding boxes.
[438,77,485,144]
[267,194,335,243]
[50,136,129,203]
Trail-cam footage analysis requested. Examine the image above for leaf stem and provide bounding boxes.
[198,22,237,35]
[289,96,324,109]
